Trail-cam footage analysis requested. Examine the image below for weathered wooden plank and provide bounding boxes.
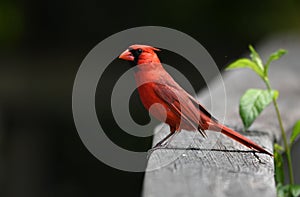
[143,35,300,197]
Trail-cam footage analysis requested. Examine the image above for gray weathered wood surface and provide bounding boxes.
[143,34,300,197]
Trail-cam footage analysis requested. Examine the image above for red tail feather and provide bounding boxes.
[219,124,273,156]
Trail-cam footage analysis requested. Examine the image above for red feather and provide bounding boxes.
[119,44,273,156]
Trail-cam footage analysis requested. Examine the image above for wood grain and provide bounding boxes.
[143,35,300,197]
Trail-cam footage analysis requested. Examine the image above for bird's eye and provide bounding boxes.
[137,48,143,54]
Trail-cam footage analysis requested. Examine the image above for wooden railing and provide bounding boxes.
[142,36,300,197]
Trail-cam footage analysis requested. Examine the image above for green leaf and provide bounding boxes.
[274,144,284,185]
[275,143,284,151]
[277,184,290,197]
[239,89,279,130]
[266,49,287,64]
[249,45,264,70]
[290,120,300,145]
[226,58,264,78]
[290,184,300,197]
[265,49,287,75]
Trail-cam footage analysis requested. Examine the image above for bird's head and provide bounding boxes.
[119,44,161,66]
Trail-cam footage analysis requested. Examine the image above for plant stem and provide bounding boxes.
[265,79,294,185]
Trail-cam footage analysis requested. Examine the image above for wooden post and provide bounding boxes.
[143,36,300,197]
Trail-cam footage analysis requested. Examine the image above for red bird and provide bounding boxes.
[119,44,273,156]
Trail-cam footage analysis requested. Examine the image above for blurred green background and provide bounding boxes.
[0,0,300,196]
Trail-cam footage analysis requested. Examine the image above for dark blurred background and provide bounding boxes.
[0,0,300,196]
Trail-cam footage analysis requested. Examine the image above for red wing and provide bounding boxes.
[186,94,218,122]
[162,75,218,122]
[152,83,207,137]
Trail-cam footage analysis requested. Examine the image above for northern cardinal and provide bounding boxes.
[119,44,273,156]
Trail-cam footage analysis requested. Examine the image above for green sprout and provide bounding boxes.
[226,45,300,197]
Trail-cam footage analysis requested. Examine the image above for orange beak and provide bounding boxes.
[119,49,134,61]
